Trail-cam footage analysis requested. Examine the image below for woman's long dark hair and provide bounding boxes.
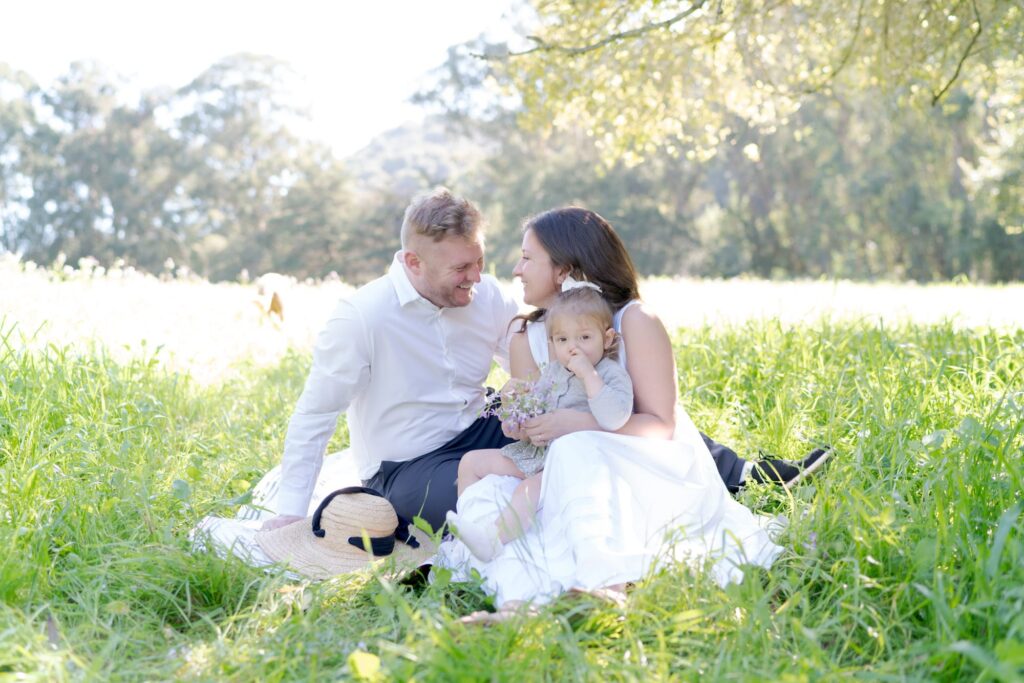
[514,207,641,332]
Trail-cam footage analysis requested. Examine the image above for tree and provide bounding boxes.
[0,65,37,254]
[0,61,187,269]
[419,36,1024,281]
[478,0,1023,163]
[0,54,367,281]
[266,148,356,280]
[170,54,310,279]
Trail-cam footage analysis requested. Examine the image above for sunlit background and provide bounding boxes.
[3,0,1021,285]
[2,0,1022,379]
[4,0,515,156]
[2,6,1022,680]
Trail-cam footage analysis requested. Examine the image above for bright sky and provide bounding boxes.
[4,0,516,157]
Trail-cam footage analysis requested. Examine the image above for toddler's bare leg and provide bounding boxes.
[496,472,544,543]
[447,468,539,563]
[457,449,524,497]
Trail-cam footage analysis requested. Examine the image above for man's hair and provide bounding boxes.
[400,187,482,248]
[545,287,619,361]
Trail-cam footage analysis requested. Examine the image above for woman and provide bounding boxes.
[435,208,784,608]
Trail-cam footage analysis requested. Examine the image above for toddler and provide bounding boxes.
[446,285,634,561]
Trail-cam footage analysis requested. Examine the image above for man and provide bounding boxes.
[262,188,830,532]
[262,188,518,532]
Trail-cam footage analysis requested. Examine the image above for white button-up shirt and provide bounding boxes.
[275,254,520,517]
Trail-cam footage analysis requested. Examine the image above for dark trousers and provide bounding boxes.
[364,415,513,532]
[701,432,747,493]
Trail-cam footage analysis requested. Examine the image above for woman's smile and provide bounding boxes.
[515,229,561,307]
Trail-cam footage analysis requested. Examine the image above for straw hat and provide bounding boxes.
[256,487,434,579]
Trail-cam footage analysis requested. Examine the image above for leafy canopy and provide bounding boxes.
[483,0,1023,163]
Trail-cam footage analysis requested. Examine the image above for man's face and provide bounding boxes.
[405,235,485,308]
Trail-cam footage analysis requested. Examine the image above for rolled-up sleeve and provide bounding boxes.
[588,362,634,432]
[276,301,371,517]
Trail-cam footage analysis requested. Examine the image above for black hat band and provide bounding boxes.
[310,486,420,550]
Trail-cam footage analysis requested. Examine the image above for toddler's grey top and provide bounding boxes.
[535,356,633,431]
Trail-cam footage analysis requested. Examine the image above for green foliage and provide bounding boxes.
[414,73,1023,281]
[0,56,358,282]
[407,0,1024,283]
[3,17,1024,285]
[1,318,1022,680]
[488,1,1023,162]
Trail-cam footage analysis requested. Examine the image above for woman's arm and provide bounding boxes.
[509,329,540,380]
[502,331,542,440]
[522,303,678,443]
[614,303,677,438]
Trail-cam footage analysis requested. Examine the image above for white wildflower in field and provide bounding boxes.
[2,255,1020,384]
[1,257,355,384]
[636,277,1024,333]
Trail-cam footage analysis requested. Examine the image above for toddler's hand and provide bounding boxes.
[565,349,595,377]
[502,418,528,441]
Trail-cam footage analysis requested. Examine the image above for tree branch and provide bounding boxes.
[479,1,708,59]
[799,0,868,94]
[931,0,983,105]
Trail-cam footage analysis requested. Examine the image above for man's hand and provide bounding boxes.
[523,409,599,446]
[261,514,304,531]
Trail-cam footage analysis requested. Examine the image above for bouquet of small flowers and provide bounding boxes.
[483,373,555,429]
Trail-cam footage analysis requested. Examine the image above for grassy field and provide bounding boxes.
[1,267,1023,681]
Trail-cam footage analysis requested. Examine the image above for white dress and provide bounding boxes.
[434,302,784,607]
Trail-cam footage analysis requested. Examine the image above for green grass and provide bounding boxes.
[1,319,1022,681]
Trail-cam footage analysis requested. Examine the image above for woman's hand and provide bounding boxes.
[523,409,599,446]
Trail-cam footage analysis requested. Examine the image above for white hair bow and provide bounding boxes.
[561,275,602,294]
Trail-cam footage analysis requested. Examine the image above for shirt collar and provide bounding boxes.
[388,252,429,308]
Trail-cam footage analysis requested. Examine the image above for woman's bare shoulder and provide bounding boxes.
[620,301,669,335]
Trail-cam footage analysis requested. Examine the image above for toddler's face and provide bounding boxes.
[549,314,613,368]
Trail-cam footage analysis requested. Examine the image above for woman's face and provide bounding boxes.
[513,229,564,307]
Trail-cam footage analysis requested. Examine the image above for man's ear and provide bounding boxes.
[403,249,422,275]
